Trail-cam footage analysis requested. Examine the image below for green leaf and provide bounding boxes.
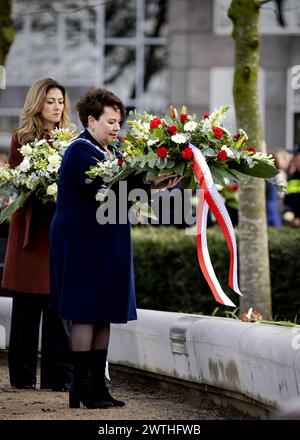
[209,166,227,186]
[0,191,33,224]
[203,148,216,157]
[158,168,174,176]
[156,158,166,169]
[145,169,158,181]
[148,159,156,169]
[173,162,185,176]
[131,200,158,220]
[104,168,135,185]
[230,159,279,179]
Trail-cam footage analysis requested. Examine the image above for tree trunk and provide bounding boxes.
[0,0,14,66]
[228,0,272,319]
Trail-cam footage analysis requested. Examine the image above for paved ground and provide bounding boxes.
[0,351,256,420]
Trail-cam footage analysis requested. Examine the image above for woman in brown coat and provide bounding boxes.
[2,78,74,390]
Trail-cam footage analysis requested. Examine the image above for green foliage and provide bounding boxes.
[132,226,300,323]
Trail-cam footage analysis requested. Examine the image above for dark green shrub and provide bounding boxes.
[132,226,300,322]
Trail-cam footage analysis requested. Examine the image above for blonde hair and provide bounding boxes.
[16,78,75,145]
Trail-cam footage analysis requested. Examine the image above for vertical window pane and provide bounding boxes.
[143,45,169,110]
[105,46,136,99]
[145,0,167,37]
[105,0,136,37]
[31,14,57,52]
[294,114,300,146]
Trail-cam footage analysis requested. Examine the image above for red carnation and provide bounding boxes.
[247,146,256,154]
[181,147,194,160]
[216,150,227,161]
[180,114,188,123]
[118,159,124,166]
[167,125,177,136]
[202,113,209,119]
[242,313,248,322]
[212,127,224,139]
[157,146,168,159]
[150,117,162,130]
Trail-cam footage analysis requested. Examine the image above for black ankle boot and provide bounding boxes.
[70,351,113,409]
[91,349,125,407]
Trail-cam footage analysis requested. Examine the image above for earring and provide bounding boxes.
[92,127,95,132]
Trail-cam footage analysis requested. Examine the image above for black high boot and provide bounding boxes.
[69,351,113,409]
[91,349,125,407]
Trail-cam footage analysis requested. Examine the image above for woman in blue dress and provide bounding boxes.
[50,89,180,409]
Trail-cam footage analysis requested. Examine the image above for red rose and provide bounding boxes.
[229,184,239,192]
[157,146,168,159]
[118,159,124,166]
[180,114,188,123]
[167,125,177,136]
[216,150,227,161]
[247,146,256,154]
[202,113,209,119]
[181,147,194,160]
[150,117,162,130]
[212,127,224,139]
[234,133,240,139]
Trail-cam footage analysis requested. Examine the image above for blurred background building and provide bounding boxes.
[0,0,300,152]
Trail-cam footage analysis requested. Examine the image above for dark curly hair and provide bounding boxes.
[76,89,126,128]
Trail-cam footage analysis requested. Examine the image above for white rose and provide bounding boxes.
[20,144,33,156]
[47,154,61,172]
[18,156,31,172]
[184,121,197,132]
[46,183,58,196]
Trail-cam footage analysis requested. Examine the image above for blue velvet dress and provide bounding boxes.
[50,130,137,323]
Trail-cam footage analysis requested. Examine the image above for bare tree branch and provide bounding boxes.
[259,0,286,26]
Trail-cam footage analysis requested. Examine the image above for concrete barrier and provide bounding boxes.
[1,299,299,414]
[0,297,12,349]
[109,309,300,413]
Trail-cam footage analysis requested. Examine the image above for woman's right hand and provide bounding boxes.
[151,174,182,193]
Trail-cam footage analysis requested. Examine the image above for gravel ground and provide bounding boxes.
[0,351,256,421]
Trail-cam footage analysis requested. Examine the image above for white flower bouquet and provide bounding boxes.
[0,128,75,223]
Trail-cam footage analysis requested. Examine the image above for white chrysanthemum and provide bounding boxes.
[184,121,197,132]
[46,183,58,196]
[171,133,186,144]
[147,139,159,146]
[20,144,33,156]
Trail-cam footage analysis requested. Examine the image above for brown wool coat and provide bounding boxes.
[2,134,55,294]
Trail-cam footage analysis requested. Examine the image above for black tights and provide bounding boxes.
[70,323,110,351]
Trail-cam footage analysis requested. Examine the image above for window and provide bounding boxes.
[210,68,265,131]
[5,0,168,112]
[214,0,300,35]
[286,67,300,149]
[0,111,21,154]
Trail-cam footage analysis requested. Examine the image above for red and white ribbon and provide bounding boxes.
[190,144,242,307]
